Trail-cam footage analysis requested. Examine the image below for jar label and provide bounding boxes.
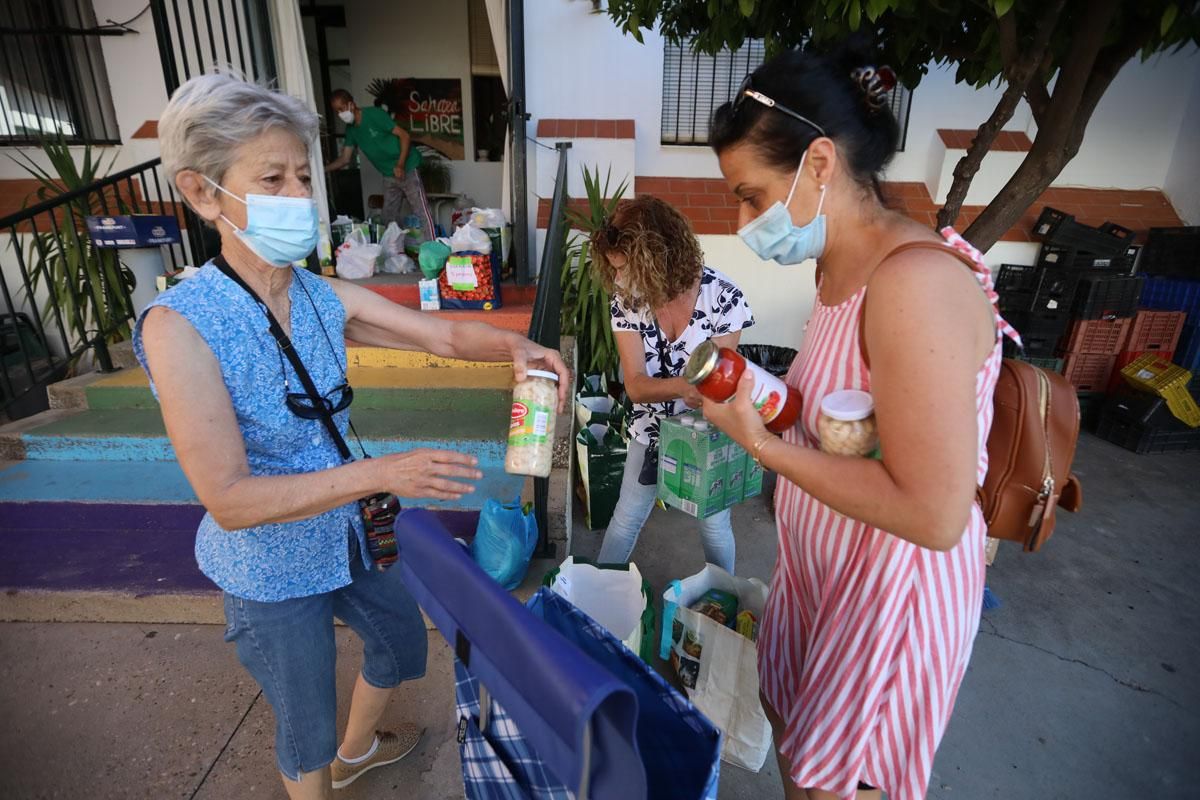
[744,361,788,425]
[508,400,552,446]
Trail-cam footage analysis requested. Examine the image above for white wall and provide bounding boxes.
[1164,64,1200,225]
[525,3,1196,195]
[342,0,502,209]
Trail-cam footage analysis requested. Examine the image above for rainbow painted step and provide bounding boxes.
[0,499,479,595]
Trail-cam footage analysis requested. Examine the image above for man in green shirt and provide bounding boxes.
[326,89,435,243]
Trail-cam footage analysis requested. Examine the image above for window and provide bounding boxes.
[0,0,121,145]
[661,38,911,151]
[468,0,506,162]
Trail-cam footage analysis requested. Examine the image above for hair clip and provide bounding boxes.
[851,66,897,111]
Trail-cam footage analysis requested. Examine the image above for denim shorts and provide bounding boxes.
[222,547,428,780]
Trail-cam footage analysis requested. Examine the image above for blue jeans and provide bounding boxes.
[597,438,736,573]
[222,538,428,780]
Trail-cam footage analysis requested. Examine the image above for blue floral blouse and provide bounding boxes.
[133,262,368,602]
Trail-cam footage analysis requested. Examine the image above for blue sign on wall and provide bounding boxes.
[85,214,182,248]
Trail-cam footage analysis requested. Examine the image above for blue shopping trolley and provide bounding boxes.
[394,509,722,800]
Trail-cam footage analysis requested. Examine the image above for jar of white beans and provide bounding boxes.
[817,390,879,458]
[505,370,559,477]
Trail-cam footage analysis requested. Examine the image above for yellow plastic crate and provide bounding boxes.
[1121,353,1200,428]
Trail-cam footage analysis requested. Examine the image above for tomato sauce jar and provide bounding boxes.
[684,340,802,433]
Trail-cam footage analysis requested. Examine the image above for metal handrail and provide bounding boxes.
[0,158,170,230]
[527,141,572,558]
[1,157,193,419]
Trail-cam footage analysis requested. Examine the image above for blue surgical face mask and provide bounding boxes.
[737,151,827,265]
[205,176,319,268]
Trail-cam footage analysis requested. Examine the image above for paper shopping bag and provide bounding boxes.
[661,563,772,772]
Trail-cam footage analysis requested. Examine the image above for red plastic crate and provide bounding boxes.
[1108,350,1173,393]
[1060,317,1132,355]
[1124,310,1187,354]
[1062,353,1116,392]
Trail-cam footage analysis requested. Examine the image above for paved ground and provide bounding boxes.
[1,432,1198,798]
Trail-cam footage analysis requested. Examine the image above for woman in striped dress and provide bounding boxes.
[700,45,1007,800]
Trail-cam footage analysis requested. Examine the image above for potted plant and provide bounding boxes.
[560,166,627,387]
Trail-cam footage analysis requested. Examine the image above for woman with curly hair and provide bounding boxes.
[592,195,754,573]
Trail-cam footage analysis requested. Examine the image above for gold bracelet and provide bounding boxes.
[751,433,775,466]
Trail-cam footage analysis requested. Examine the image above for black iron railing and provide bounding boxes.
[0,157,195,420]
[527,141,572,558]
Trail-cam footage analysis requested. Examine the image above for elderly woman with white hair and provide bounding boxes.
[134,72,569,799]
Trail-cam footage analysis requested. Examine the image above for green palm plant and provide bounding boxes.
[9,137,136,362]
[560,165,627,384]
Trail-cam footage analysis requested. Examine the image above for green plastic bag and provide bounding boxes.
[575,423,627,530]
[418,240,452,279]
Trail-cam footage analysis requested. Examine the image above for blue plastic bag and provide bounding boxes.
[472,498,538,590]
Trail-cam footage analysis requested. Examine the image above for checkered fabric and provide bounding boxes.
[455,659,575,800]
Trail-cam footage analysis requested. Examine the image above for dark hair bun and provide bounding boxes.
[710,37,901,192]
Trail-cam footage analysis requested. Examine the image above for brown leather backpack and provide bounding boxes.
[863,241,1084,551]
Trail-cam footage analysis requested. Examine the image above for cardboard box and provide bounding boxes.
[85,214,181,248]
[658,414,759,518]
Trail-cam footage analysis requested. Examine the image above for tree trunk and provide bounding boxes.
[962,0,1124,250]
[935,80,1027,230]
[936,0,1067,230]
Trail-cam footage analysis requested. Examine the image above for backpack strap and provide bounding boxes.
[857,238,1012,369]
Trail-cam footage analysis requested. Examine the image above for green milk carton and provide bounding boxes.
[723,449,748,509]
[743,455,764,502]
[658,414,731,518]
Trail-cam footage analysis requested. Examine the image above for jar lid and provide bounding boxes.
[684,339,720,385]
[820,389,874,421]
[524,369,560,383]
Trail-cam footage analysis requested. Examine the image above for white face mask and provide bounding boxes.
[337,109,355,124]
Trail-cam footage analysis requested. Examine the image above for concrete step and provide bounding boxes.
[0,500,480,595]
[362,278,539,307]
[0,408,523,509]
[80,364,514,413]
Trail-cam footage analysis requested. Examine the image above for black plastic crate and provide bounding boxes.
[1073,275,1145,320]
[1032,268,1081,313]
[998,289,1035,315]
[1077,391,1106,432]
[1095,392,1200,454]
[1139,227,1200,279]
[996,264,1042,294]
[1037,243,1134,274]
[1005,308,1071,357]
[1033,207,1135,257]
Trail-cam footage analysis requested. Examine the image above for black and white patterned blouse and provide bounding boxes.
[611,266,754,446]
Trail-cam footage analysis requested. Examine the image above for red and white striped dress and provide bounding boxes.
[760,229,1012,800]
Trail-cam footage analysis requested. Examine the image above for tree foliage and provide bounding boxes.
[605,0,1200,249]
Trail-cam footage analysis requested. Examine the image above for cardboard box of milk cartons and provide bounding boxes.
[656,413,759,518]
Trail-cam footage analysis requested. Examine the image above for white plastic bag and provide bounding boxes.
[375,223,414,274]
[449,222,492,254]
[470,207,507,228]
[335,229,381,280]
[662,563,772,771]
[547,557,649,657]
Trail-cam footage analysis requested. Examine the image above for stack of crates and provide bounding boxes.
[995,207,1144,429]
[1137,227,1200,395]
[1093,227,1200,453]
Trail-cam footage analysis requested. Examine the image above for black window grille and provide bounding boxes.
[0,0,121,145]
[661,38,912,151]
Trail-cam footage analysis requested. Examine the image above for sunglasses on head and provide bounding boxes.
[732,75,827,138]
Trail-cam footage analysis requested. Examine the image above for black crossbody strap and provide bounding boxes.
[214,256,355,462]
